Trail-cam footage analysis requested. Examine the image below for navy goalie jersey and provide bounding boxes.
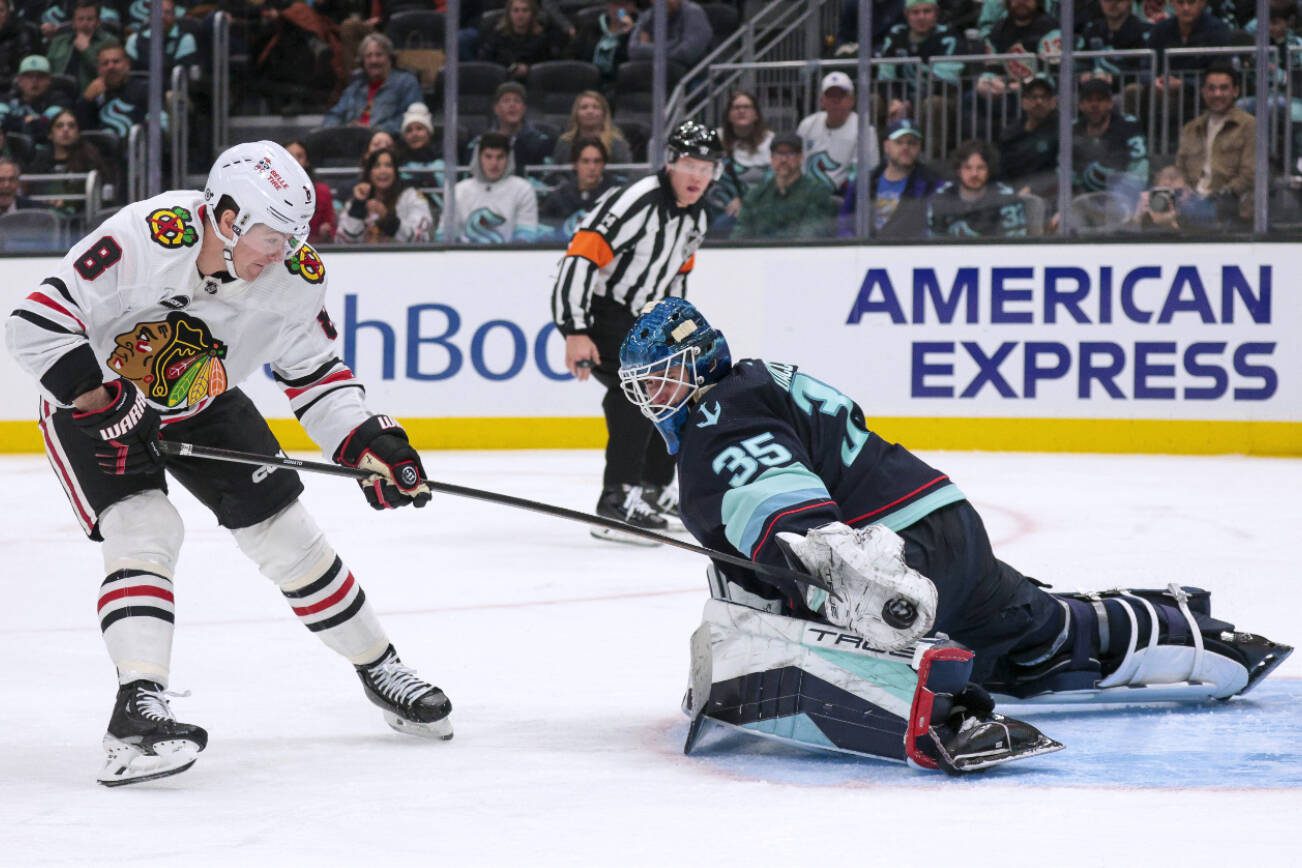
[677,359,966,607]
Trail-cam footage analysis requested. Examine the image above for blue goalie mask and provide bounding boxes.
[619,298,731,455]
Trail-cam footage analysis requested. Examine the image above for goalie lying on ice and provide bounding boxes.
[617,298,1292,770]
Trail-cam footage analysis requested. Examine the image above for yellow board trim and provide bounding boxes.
[0,417,1297,456]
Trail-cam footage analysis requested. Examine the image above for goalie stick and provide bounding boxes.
[154,440,842,597]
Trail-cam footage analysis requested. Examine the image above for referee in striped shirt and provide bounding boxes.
[551,121,723,541]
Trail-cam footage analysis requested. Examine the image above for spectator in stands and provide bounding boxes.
[397,101,442,183]
[833,0,905,56]
[285,138,337,244]
[977,0,1060,100]
[125,0,197,79]
[732,132,835,240]
[26,108,111,222]
[0,0,41,96]
[708,90,772,226]
[0,154,48,213]
[337,146,434,243]
[333,127,399,203]
[838,118,940,239]
[76,43,153,139]
[878,0,968,152]
[718,89,773,187]
[1149,0,1232,71]
[628,0,713,69]
[797,71,878,195]
[323,33,422,134]
[1,56,65,143]
[1174,63,1254,222]
[997,74,1058,202]
[1072,77,1147,199]
[572,0,638,82]
[552,91,630,165]
[1131,161,1218,231]
[1239,0,1302,167]
[1077,0,1152,78]
[450,131,539,243]
[253,0,345,114]
[485,80,555,174]
[47,0,119,93]
[540,135,618,240]
[478,0,562,82]
[927,139,1029,236]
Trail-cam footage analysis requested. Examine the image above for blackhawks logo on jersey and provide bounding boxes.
[285,244,325,284]
[146,206,199,248]
[108,311,228,409]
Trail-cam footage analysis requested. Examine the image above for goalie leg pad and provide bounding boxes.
[683,599,1062,772]
[994,584,1293,703]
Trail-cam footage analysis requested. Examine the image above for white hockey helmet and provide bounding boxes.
[203,140,314,261]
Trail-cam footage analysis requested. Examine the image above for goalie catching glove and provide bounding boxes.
[71,379,163,476]
[334,415,432,510]
[777,522,937,651]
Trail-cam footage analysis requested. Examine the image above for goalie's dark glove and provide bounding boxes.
[334,415,431,510]
[71,379,163,476]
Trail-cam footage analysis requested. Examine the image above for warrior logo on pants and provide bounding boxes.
[108,311,229,408]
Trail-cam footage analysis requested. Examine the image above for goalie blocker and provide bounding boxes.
[683,571,1063,774]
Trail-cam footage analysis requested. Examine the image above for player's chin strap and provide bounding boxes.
[204,206,244,279]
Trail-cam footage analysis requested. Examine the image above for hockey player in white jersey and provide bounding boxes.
[5,141,452,787]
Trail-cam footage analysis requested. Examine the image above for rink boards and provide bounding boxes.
[0,242,1297,455]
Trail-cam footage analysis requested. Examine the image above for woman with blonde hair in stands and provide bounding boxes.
[551,89,631,165]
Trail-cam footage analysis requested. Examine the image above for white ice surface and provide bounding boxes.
[0,449,1298,867]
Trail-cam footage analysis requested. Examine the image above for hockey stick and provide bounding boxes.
[154,439,834,594]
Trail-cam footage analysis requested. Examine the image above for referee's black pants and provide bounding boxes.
[588,296,676,494]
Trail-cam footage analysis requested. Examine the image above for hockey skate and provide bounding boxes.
[591,484,667,545]
[641,482,686,533]
[97,680,208,788]
[356,645,453,740]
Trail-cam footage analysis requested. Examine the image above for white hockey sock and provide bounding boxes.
[280,555,390,664]
[232,501,390,665]
[98,568,175,687]
[98,491,184,687]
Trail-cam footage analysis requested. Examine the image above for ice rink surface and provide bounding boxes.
[0,448,1298,867]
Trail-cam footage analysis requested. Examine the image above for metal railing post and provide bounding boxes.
[853,0,873,239]
[146,0,164,197]
[1255,0,1270,234]
[442,0,460,245]
[1057,0,1075,236]
[651,0,667,165]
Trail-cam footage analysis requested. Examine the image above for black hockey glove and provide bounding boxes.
[71,379,163,476]
[334,415,432,510]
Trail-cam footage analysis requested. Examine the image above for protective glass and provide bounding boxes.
[619,345,700,423]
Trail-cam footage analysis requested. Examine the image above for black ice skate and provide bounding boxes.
[356,645,453,740]
[641,483,686,533]
[98,680,208,788]
[591,485,667,545]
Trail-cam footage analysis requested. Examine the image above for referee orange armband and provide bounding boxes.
[566,229,615,268]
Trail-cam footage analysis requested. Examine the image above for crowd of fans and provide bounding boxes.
[1,0,1299,247]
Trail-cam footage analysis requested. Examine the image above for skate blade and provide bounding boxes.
[589,527,661,547]
[941,734,1065,773]
[98,738,202,787]
[384,710,454,741]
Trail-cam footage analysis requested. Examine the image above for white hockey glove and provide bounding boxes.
[777,522,937,651]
